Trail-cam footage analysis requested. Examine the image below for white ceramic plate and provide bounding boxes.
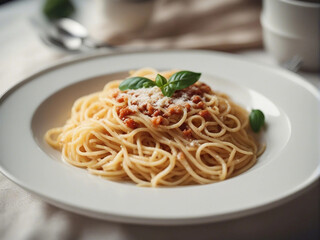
[0,50,319,225]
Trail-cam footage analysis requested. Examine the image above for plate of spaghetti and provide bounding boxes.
[0,50,319,225]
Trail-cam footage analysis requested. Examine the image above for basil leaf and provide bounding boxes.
[119,77,156,91]
[155,74,167,87]
[143,81,156,88]
[249,109,265,133]
[168,71,201,90]
[161,84,175,97]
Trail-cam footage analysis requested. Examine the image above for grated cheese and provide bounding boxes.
[189,140,200,147]
[118,87,197,110]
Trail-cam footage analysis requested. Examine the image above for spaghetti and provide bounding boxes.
[45,68,264,187]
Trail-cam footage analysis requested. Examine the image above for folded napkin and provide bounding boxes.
[90,0,262,51]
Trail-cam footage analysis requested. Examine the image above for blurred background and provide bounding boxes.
[0,0,267,95]
[1,0,319,93]
[0,0,263,51]
[0,0,264,52]
[0,1,319,240]
[0,0,12,4]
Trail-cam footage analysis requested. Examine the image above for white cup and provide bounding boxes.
[261,0,320,71]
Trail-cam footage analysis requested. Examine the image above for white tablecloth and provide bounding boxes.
[1,1,319,239]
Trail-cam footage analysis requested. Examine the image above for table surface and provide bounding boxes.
[0,1,319,240]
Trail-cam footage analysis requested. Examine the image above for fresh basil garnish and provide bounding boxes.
[119,70,201,97]
[155,74,167,87]
[167,71,201,90]
[161,84,175,97]
[119,77,156,90]
[249,109,265,133]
